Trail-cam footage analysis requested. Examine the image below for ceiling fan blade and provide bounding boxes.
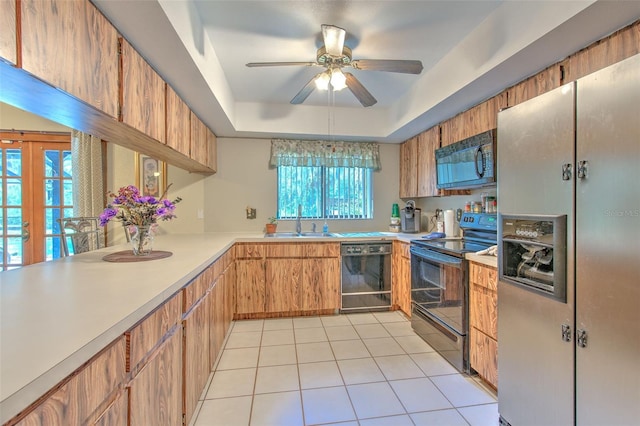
[344,72,377,107]
[290,74,319,105]
[246,61,318,67]
[322,24,346,57]
[350,59,424,74]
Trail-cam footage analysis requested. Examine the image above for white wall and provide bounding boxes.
[204,138,403,233]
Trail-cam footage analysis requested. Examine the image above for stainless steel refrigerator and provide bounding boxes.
[497,54,640,426]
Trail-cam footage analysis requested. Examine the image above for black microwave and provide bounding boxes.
[435,129,496,189]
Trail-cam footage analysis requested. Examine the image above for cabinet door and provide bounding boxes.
[416,127,439,197]
[120,37,166,143]
[235,259,265,314]
[190,111,208,164]
[21,0,119,117]
[206,127,218,172]
[129,327,182,426]
[183,296,211,425]
[224,262,236,329]
[470,328,498,389]
[441,95,506,145]
[166,84,191,156]
[392,241,411,316]
[0,0,16,64]
[399,136,417,198]
[266,258,302,312]
[301,258,340,311]
[470,284,497,340]
[91,389,128,426]
[209,276,226,369]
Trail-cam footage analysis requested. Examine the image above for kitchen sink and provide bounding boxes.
[265,232,336,238]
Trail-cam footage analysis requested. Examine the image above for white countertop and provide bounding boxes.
[0,230,437,422]
[466,252,498,268]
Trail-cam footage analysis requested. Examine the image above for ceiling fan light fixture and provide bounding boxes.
[330,69,347,91]
[315,72,330,90]
[322,24,346,57]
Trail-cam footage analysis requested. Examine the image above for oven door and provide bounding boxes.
[410,245,467,335]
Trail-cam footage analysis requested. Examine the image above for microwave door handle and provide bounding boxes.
[474,146,486,178]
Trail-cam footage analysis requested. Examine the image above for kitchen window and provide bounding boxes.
[276,165,373,219]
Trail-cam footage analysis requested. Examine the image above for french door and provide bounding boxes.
[0,131,72,270]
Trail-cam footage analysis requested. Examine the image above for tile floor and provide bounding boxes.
[191,311,498,426]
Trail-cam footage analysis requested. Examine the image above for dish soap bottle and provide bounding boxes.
[323,220,329,233]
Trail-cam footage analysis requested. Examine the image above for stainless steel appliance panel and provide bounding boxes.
[341,242,392,312]
[575,54,640,425]
[497,83,576,426]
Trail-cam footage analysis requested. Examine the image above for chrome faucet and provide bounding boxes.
[295,204,302,235]
[311,222,317,233]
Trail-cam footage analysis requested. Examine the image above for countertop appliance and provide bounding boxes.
[497,55,639,426]
[409,212,497,373]
[435,129,496,190]
[400,200,421,233]
[341,241,392,312]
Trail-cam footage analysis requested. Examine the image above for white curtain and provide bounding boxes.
[269,139,382,170]
[71,130,104,217]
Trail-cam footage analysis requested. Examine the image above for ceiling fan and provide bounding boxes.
[246,24,424,107]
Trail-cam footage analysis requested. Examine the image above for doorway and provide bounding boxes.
[1,131,71,270]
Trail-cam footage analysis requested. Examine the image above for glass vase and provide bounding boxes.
[129,224,156,256]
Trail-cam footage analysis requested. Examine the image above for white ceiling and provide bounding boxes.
[92,0,639,143]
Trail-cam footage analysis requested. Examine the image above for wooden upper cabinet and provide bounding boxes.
[165,84,191,157]
[0,0,17,65]
[20,0,119,117]
[508,65,562,107]
[120,37,166,143]
[206,126,218,172]
[190,111,208,164]
[416,126,440,197]
[399,136,418,198]
[441,94,507,146]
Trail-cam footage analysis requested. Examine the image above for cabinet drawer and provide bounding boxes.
[127,293,182,370]
[235,244,265,258]
[266,243,304,258]
[469,262,497,291]
[470,283,497,339]
[183,267,212,311]
[470,328,498,389]
[304,243,340,258]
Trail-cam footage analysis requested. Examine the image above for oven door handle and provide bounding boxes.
[410,246,463,267]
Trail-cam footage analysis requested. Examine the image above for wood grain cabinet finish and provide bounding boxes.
[129,327,182,426]
[120,37,166,143]
[416,127,440,197]
[20,0,119,117]
[183,295,211,425]
[15,337,127,426]
[165,84,191,157]
[266,258,302,312]
[206,127,218,172]
[190,112,211,166]
[392,241,411,316]
[91,389,128,426]
[235,259,266,314]
[399,136,418,198]
[301,257,340,311]
[469,262,498,389]
[440,94,507,146]
[0,0,16,65]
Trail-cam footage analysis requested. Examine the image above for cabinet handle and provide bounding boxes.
[577,329,588,348]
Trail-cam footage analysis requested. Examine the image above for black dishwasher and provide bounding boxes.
[340,241,392,312]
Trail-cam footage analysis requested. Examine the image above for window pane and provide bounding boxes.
[6,178,21,206]
[277,166,322,219]
[62,151,72,178]
[46,236,64,261]
[7,149,21,176]
[45,208,62,235]
[6,208,22,235]
[64,180,73,206]
[45,179,62,206]
[7,236,22,264]
[45,150,61,177]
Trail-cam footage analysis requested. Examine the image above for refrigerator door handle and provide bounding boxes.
[577,160,589,179]
[561,324,572,342]
[576,329,588,348]
[562,163,573,181]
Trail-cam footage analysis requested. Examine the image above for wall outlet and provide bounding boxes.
[246,207,256,219]
[197,209,204,219]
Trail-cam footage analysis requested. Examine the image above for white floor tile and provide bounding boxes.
[458,403,500,426]
[254,364,299,394]
[205,368,256,399]
[216,347,260,370]
[320,315,352,327]
[258,344,297,367]
[302,386,356,424]
[225,331,262,349]
[262,317,293,331]
[338,358,386,385]
[373,311,408,323]
[298,360,344,389]
[251,391,303,426]
[374,354,425,380]
[232,319,264,332]
[293,326,327,343]
[362,337,405,356]
[359,414,414,426]
[355,323,391,339]
[346,312,379,324]
[347,381,406,419]
[395,335,435,354]
[430,374,497,407]
[260,329,294,346]
[325,325,360,341]
[293,316,323,329]
[382,321,415,337]
[389,378,453,413]
[330,339,371,360]
[196,396,252,426]
[410,352,459,376]
[296,341,335,363]
[410,408,470,426]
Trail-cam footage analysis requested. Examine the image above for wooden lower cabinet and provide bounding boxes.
[392,241,411,316]
[236,258,266,314]
[183,296,211,425]
[91,389,128,426]
[301,257,340,310]
[129,326,182,425]
[469,261,498,389]
[266,258,302,312]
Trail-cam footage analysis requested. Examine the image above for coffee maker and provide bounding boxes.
[401,200,421,233]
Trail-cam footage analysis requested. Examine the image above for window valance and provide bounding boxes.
[269,139,381,170]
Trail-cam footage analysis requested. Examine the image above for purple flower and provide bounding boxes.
[99,208,118,226]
